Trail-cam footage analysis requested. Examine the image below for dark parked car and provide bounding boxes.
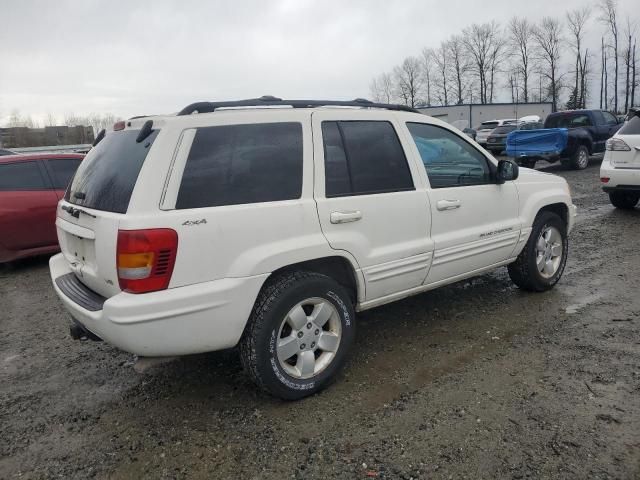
[506,109,622,169]
[0,153,84,263]
[486,124,519,154]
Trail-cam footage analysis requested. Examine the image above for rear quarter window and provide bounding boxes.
[66,129,159,213]
[176,122,303,209]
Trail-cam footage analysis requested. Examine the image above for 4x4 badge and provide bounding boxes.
[182,219,207,226]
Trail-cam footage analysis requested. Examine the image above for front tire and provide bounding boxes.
[508,211,568,292]
[570,145,590,170]
[609,191,640,209]
[239,271,355,400]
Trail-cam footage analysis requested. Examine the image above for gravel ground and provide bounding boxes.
[1,158,639,479]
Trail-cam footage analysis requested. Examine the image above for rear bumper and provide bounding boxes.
[49,253,268,356]
[600,162,640,190]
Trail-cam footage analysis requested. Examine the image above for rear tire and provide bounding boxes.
[239,271,355,400]
[570,145,590,170]
[609,191,640,209]
[508,211,568,292]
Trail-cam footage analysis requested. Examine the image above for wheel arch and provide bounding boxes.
[538,202,569,227]
[266,255,364,305]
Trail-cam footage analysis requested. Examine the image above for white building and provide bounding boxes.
[417,103,554,129]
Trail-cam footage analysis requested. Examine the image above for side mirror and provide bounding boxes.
[496,159,519,184]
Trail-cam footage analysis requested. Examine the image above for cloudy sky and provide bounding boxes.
[0,0,638,125]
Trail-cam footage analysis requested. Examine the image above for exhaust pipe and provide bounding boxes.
[69,320,102,341]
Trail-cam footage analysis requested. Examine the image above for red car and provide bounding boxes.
[0,153,84,263]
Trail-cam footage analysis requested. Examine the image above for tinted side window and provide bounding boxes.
[47,158,82,189]
[0,162,47,191]
[176,122,303,209]
[602,111,618,125]
[322,121,414,197]
[407,122,491,188]
[322,122,351,197]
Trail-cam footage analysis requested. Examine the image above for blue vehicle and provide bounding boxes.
[506,110,622,169]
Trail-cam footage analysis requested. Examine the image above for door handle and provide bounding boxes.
[330,210,362,224]
[436,199,461,211]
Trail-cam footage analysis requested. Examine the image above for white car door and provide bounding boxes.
[403,120,521,285]
[312,110,433,301]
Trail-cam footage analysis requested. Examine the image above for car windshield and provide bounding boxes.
[493,126,518,135]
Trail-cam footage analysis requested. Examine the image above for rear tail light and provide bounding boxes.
[601,177,610,183]
[606,138,631,151]
[117,229,178,293]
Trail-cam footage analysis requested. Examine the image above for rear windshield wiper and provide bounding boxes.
[61,204,96,219]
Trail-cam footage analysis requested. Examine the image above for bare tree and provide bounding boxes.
[448,35,469,104]
[421,48,434,106]
[622,20,637,113]
[599,0,620,112]
[632,39,637,108]
[508,17,535,102]
[394,57,423,108]
[7,109,36,128]
[370,72,394,104]
[463,22,501,104]
[533,17,564,112]
[45,113,59,126]
[567,7,591,109]
[432,41,450,106]
[488,24,507,103]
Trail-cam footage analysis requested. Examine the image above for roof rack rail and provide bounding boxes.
[177,96,419,115]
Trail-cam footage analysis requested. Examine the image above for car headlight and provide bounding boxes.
[606,138,631,151]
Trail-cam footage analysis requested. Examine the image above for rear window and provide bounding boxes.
[545,114,592,128]
[493,126,517,134]
[618,115,640,135]
[66,129,159,213]
[478,122,498,130]
[0,161,47,190]
[176,122,303,209]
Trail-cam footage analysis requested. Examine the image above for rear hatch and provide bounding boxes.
[609,111,640,168]
[56,126,159,299]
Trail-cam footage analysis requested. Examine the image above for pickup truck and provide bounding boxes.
[506,110,622,169]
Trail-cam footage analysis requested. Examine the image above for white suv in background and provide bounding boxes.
[475,119,518,146]
[600,107,640,209]
[50,97,576,399]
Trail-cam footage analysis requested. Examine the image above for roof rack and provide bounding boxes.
[177,96,419,115]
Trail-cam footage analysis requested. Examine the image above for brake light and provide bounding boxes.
[117,229,178,293]
[601,177,610,183]
[113,121,126,131]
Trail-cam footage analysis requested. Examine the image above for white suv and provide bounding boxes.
[50,97,577,399]
[600,108,640,209]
